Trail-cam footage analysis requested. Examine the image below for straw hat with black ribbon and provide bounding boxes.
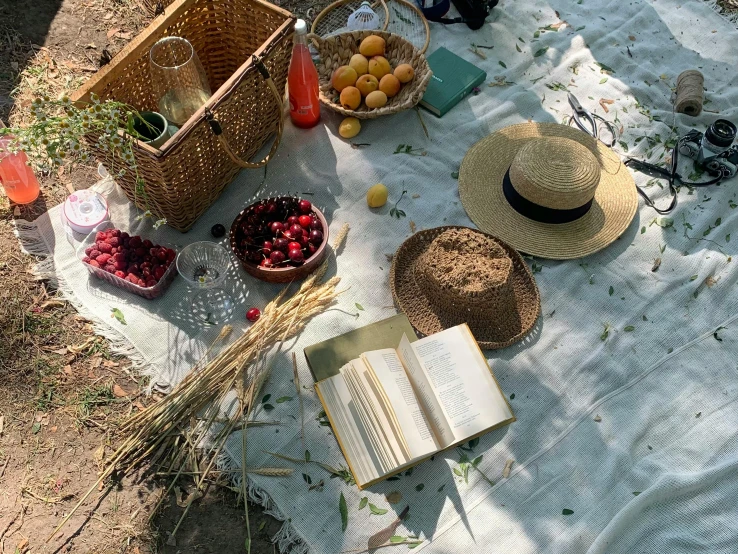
[390,226,541,350]
[459,122,638,260]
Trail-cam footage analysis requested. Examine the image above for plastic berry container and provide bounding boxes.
[76,221,178,300]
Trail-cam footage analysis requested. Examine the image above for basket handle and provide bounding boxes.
[205,55,283,169]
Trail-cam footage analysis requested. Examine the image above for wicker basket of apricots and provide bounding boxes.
[308,31,432,120]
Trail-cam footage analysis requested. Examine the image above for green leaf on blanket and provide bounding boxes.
[415,483,425,492]
[516,43,522,53]
[530,75,545,84]
[601,323,611,341]
[390,536,406,543]
[262,403,275,411]
[690,275,699,281]
[262,394,271,404]
[726,234,731,243]
[608,286,614,296]
[518,37,525,43]
[695,412,702,418]
[533,47,549,57]
[714,327,726,342]
[499,61,507,68]
[652,217,674,228]
[359,497,368,510]
[305,450,311,462]
[596,62,616,74]
[633,491,641,496]
[111,308,127,325]
[575,25,585,31]
[438,484,445,492]
[730,200,737,209]
[624,326,635,332]
[546,82,568,91]
[355,303,364,311]
[533,30,540,39]
[619,141,629,152]
[667,347,674,354]
[659,243,666,253]
[562,509,574,516]
[276,396,293,403]
[599,77,608,84]
[303,473,312,484]
[703,226,713,236]
[510,393,516,400]
[640,226,646,234]
[369,503,388,515]
[472,455,483,467]
[339,492,348,531]
[715,217,722,226]
[451,171,459,179]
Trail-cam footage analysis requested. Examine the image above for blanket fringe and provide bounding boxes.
[12,217,150,375]
[217,450,309,554]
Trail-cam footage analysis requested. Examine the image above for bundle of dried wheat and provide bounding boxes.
[48,224,350,544]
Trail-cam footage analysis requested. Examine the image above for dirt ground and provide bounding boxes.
[1,0,736,553]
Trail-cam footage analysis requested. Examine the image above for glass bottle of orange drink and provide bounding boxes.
[288,19,321,128]
[0,135,41,204]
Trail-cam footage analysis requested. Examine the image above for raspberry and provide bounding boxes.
[114,252,126,262]
[114,260,127,270]
[89,260,100,268]
[104,264,116,273]
[154,266,166,280]
[143,255,153,263]
[90,249,101,259]
[106,237,120,247]
[126,274,138,282]
[97,242,113,253]
[115,270,126,278]
[109,229,121,238]
[96,253,112,264]
[95,232,107,241]
[84,246,94,256]
[128,264,139,275]
[110,247,117,255]
[166,249,176,262]
[82,256,91,263]
[135,247,146,257]
[145,279,157,288]
[142,239,153,249]
[120,232,129,241]
[156,248,168,261]
[129,236,142,248]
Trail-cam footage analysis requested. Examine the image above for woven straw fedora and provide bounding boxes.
[390,226,541,350]
[459,122,638,259]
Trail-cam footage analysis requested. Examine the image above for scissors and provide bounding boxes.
[567,93,618,148]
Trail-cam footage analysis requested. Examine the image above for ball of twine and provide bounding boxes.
[675,70,704,117]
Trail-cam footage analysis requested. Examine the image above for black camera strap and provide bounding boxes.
[422,0,499,30]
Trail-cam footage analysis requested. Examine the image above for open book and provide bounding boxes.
[313,323,514,489]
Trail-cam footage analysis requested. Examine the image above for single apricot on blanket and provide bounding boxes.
[331,65,358,92]
[340,86,361,110]
[368,56,391,80]
[379,74,401,98]
[339,117,361,138]
[356,74,379,97]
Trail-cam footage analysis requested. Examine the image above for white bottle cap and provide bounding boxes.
[295,19,307,35]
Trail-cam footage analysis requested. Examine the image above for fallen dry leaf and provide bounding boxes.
[628,35,636,41]
[368,506,409,548]
[704,275,718,288]
[35,412,49,425]
[598,98,615,113]
[0,415,4,435]
[63,365,72,375]
[502,459,514,478]
[594,414,602,422]
[50,425,58,433]
[412,194,420,199]
[115,31,133,40]
[16,538,29,552]
[106,28,121,39]
[112,384,128,398]
[386,491,402,504]
[651,258,661,272]
[409,221,416,233]
[104,11,114,20]
[550,21,567,30]
[52,347,68,355]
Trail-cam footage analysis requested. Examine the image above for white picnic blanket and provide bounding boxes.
[16,0,738,552]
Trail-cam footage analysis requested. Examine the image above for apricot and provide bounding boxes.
[365,90,388,109]
[331,65,358,92]
[393,63,414,84]
[339,117,361,139]
[379,74,401,98]
[366,183,389,208]
[340,86,361,110]
[349,53,369,76]
[368,56,391,80]
[359,35,385,57]
[356,74,379,97]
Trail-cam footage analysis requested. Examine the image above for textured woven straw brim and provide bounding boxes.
[390,226,541,350]
[458,122,638,260]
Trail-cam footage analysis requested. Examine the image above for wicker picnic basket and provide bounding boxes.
[308,30,432,120]
[72,0,295,232]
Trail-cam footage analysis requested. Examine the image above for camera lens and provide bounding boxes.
[705,119,737,149]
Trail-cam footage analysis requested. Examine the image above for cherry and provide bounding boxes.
[310,218,322,231]
[288,241,302,251]
[287,215,300,226]
[282,230,296,241]
[270,250,286,264]
[298,199,312,214]
[307,242,318,255]
[309,229,323,245]
[289,223,304,236]
[246,307,261,322]
[253,203,266,216]
[273,237,289,252]
[297,234,310,247]
[262,240,273,256]
[288,248,305,263]
[265,201,278,215]
[298,215,312,228]
[269,221,285,235]
[259,258,273,268]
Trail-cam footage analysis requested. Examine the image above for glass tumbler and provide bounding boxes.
[176,241,235,325]
[149,36,212,126]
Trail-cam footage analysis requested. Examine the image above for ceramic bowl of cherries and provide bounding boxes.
[229,196,329,283]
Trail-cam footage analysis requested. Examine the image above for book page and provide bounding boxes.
[411,325,513,443]
[361,349,439,459]
[316,374,382,487]
[397,334,456,447]
[342,360,409,469]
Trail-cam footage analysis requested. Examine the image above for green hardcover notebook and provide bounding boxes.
[419,47,487,117]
